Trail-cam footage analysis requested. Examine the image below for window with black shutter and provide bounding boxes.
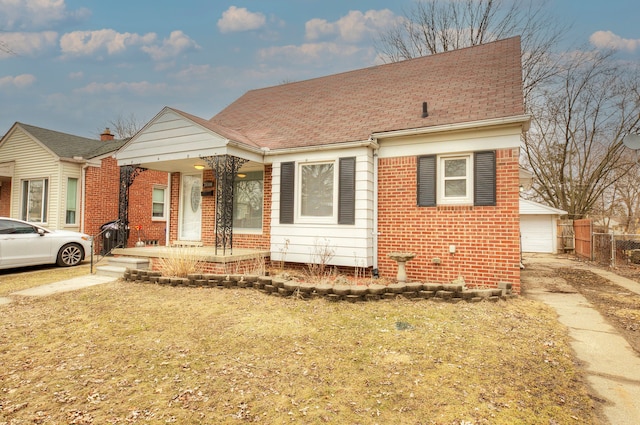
[474,151,496,206]
[417,155,437,206]
[279,162,295,224]
[338,157,356,224]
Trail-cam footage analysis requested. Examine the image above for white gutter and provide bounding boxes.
[371,114,531,140]
[166,172,171,246]
[80,163,89,233]
[261,140,379,156]
[372,148,379,274]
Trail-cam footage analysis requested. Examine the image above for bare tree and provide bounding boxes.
[0,31,17,56]
[601,150,640,233]
[522,49,640,219]
[101,113,144,139]
[375,0,565,103]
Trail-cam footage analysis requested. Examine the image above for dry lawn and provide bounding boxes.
[0,276,598,424]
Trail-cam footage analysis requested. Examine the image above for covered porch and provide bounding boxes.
[114,107,269,255]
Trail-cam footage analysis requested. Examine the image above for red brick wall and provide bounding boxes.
[84,157,169,247]
[377,148,521,292]
[84,158,120,236]
[127,168,170,246]
[169,167,271,250]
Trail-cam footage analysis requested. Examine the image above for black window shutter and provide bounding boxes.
[280,162,295,224]
[474,151,496,206]
[417,155,436,206]
[338,157,356,225]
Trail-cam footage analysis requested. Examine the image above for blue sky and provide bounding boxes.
[1,0,639,138]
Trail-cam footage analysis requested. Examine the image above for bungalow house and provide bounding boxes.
[115,37,528,291]
[0,123,168,249]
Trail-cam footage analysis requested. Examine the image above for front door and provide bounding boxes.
[179,173,202,241]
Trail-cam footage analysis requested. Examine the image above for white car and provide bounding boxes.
[0,217,92,270]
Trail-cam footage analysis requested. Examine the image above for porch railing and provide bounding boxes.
[90,219,125,273]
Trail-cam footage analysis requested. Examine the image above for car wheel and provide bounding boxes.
[57,243,84,267]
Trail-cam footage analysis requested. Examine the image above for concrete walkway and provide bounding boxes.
[522,254,640,425]
[2,274,117,304]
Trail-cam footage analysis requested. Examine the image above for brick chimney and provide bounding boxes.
[100,127,114,141]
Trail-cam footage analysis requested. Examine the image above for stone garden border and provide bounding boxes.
[123,269,516,303]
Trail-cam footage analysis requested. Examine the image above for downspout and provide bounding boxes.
[81,163,89,233]
[166,172,171,246]
[372,148,379,277]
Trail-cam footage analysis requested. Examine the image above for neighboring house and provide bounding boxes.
[593,217,626,233]
[0,123,168,247]
[519,199,567,253]
[116,37,528,291]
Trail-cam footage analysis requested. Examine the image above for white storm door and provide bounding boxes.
[179,173,202,241]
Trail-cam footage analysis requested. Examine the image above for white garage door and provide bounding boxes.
[521,215,554,253]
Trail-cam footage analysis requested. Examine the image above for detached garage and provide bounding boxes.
[520,199,567,253]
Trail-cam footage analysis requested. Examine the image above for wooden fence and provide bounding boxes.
[574,219,593,260]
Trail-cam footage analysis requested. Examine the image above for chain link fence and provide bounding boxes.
[592,233,640,267]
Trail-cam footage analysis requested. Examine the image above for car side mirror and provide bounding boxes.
[37,228,46,236]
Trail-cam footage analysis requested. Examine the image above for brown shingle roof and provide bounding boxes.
[210,37,524,150]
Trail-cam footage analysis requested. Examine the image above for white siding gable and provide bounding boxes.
[0,127,61,226]
[116,109,261,171]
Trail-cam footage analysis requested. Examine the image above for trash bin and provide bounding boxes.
[100,220,119,255]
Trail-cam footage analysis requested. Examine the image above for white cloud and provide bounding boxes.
[0,31,58,58]
[74,81,167,96]
[141,30,200,61]
[0,0,90,31]
[172,64,213,81]
[0,74,36,88]
[217,6,266,33]
[258,42,360,64]
[590,30,640,52]
[68,71,83,79]
[60,29,157,57]
[305,9,401,43]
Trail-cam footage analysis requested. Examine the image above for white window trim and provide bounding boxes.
[64,177,79,226]
[437,154,473,205]
[296,160,338,224]
[152,185,168,221]
[21,178,48,224]
[233,171,264,233]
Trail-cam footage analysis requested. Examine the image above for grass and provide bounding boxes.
[0,277,599,424]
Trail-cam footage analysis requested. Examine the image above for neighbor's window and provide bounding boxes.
[300,162,335,220]
[233,171,263,231]
[65,177,78,225]
[21,178,48,223]
[152,186,167,220]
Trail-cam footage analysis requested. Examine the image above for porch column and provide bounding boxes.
[201,155,248,255]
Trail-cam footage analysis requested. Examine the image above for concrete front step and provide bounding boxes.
[95,256,150,278]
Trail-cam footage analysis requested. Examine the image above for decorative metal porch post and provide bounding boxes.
[117,165,146,248]
[201,155,248,255]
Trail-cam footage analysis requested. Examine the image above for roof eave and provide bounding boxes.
[371,114,531,140]
[262,139,379,156]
